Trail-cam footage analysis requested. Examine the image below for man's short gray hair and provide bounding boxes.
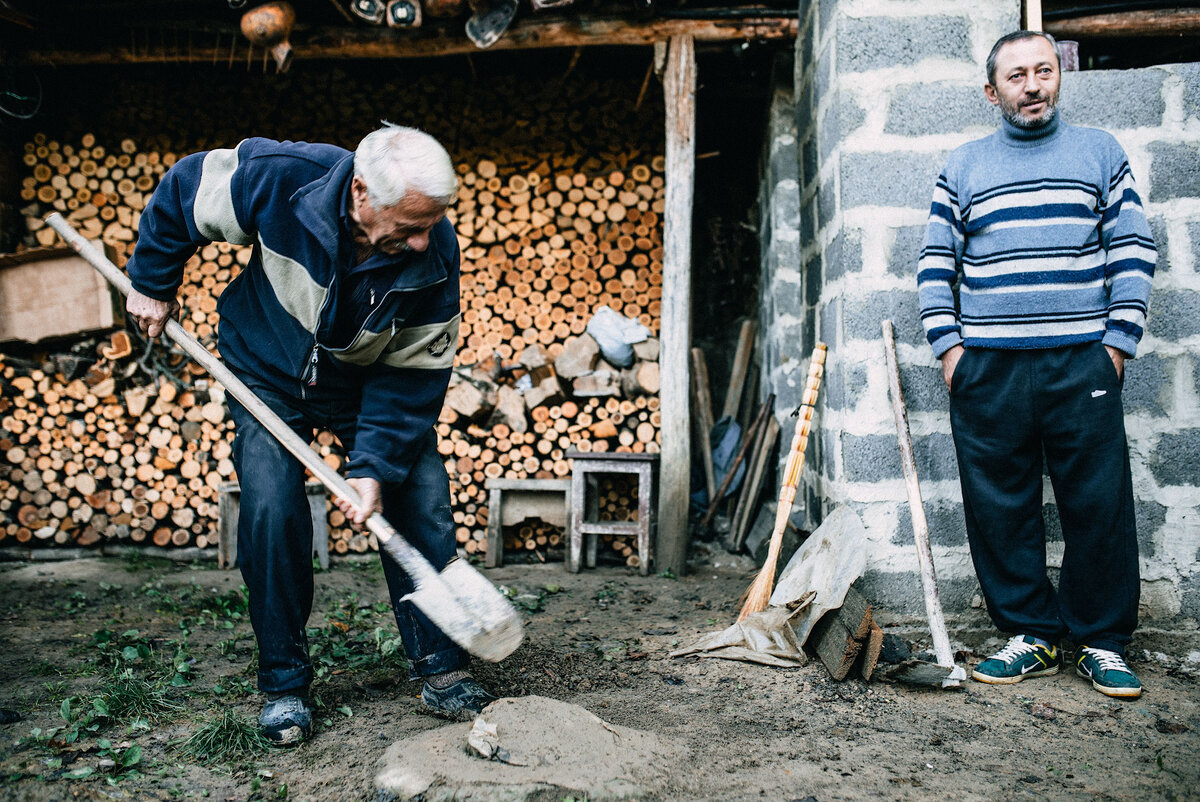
[986,30,1060,86]
[354,124,458,209]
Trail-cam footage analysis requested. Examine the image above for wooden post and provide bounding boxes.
[657,33,695,577]
[1025,0,1042,32]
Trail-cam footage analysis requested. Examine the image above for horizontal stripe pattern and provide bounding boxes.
[917,121,1155,358]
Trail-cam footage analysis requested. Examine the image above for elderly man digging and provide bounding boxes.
[125,124,496,744]
[917,31,1156,698]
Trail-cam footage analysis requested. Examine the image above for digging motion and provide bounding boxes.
[45,212,524,663]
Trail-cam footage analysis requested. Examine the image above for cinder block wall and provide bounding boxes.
[770,0,1200,653]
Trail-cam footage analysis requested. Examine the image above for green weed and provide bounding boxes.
[177,708,271,765]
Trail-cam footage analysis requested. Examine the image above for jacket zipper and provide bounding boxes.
[302,344,319,399]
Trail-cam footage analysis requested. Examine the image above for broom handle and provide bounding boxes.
[44,213,438,585]
[763,347,825,564]
[881,320,954,668]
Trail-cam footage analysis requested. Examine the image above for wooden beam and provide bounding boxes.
[656,33,695,577]
[1046,9,1200,39]
[14,16,797,65]
[1025,0,1043,32]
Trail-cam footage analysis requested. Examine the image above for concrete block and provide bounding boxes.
[1179,63,1200,123]
[824,227,862,281]
[855,569,981,617]
[888,225,928,278]
[1187,220,1200,274]
[804,253,822,306]
[822,362,867,411]
[801,136,818,191]
[772,277,805,322]
[797,80,815,138]
[816,43,833,103]
[1147,216,1169,275]
[818,179,836,230]
[1195,354,1200,403]
[884,83,995,137]
[842,289,924,346]
[892,500,968,548]
[819,92,866,163]
[841,151,946,210]
[1148,142,1200,203]
[1181,570,1200,621]
[1061,69,1166,130]
[1135,499,1166,559]
[770,141,799,194]
[898,363,947,412]
[771,180,800,231]
[801,195,816,242]
[837,16,971,74]
[1121,353,1169,416]
[817,0,836,44]
[819,297,839,346]
[1043,503,1062,543]
[1149,429,1200,487]
[800,16,815,70]
[804,307,818,351]
[843,432,957,483]
[1147,289,1200,341]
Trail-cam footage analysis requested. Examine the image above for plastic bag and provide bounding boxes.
[585,306,650,369]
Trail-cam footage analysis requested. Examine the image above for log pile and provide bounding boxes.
[2,66,665,562]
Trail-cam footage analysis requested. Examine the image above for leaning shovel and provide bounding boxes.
[881,320,966,688]
[46,213,524,663]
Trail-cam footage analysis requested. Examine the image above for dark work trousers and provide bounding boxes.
[948,341,1139,655]
[227,376,468,695]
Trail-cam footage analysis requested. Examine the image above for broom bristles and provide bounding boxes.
[737,555,779,620]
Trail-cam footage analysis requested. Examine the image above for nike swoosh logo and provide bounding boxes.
[1092,390,1107,398]
[1021,663,1043,674]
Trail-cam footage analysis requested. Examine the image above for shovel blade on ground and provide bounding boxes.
[404,558,525,662]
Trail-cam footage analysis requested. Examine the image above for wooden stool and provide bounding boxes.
[567,451,658,575]
[217,481,330,570]
[484,478,572,568]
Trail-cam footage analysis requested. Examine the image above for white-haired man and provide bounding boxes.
[918,32,1156,698]
[126,125,495,744]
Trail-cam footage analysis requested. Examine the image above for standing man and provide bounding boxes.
[918,31,1155,698]
[126,124,497,744]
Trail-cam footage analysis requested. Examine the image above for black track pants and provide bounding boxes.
[948,341,1139,655]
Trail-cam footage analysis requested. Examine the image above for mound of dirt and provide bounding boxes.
[375,695,687,801]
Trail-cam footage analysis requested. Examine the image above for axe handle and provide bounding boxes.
[881,319,956,671]
[45,213,438,586]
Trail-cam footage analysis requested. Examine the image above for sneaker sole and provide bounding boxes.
[1075,668,1143,698]
[971,664,1060,685]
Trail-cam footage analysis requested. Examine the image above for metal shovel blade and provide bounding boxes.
[404,558,524,662]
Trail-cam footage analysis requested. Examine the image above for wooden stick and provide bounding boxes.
[1025,0,1042,32]
[699,394,773,528]
[881,320,959,684]
[1045,9,1200,38]
[722,319,755,421]
[730,414,779,552]
[737,345,826,621]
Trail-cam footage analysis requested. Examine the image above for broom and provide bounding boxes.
[737,343,827,621]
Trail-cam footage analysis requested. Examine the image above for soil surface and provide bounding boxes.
[1,555,1197,801]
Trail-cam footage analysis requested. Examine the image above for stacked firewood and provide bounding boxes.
[4,145,662,559]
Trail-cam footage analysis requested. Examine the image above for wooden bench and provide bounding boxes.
[484,478,572,568]
[567,451,658,575]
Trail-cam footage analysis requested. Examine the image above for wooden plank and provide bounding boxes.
[656,33,695,578]
[860,621,884,682]
[730,415,779,551]
[808,611,864,682]
[17,16,799,66]
[1025,0,1043,32]
[1045,9,1200,38]
[690,347,717,504]
[0,247,120,343]
[722,319,756,421]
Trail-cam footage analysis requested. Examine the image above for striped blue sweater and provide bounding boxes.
[918,115,1156,359]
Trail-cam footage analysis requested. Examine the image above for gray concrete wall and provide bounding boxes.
[766,0,1200,655]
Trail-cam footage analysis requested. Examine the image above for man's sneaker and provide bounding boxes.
[971,635,1062,685]
[1075,646,1142,698]
[421,672,496,721]
[258,695,312,746]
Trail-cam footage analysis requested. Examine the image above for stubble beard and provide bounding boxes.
[1000,93,1058,130]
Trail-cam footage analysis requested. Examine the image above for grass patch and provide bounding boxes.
[178,708,272,765]
[96,671,182,722]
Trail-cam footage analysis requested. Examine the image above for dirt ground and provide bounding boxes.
[1,553,1197,802]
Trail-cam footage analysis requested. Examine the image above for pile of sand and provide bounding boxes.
[375,695,686,801]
